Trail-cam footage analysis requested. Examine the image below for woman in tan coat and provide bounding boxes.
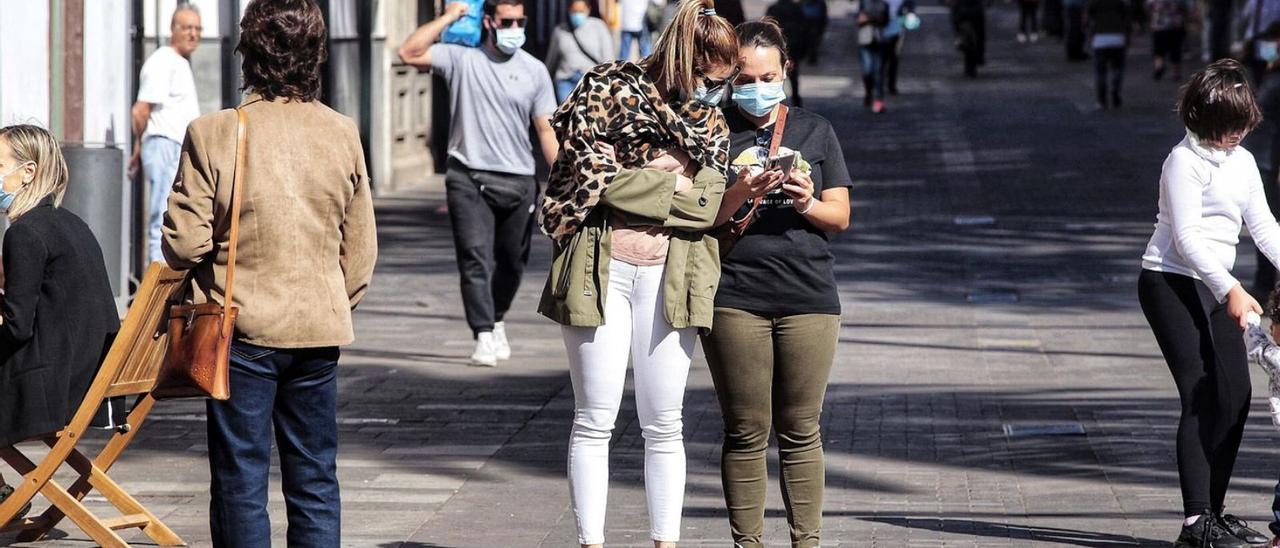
[160,1,376,546]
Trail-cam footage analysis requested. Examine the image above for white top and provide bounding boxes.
[1142,131,1280,302]
[136,46,201,143]
[619,0,651,32]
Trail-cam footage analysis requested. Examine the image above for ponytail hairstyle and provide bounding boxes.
[644,0,739,98]
[737,17,791,73]
[0,125,68,222]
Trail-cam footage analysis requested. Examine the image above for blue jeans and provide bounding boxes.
[141,136,181,263]
[860,45,886,101]
[619,28,652,60]
[556,71,585,103]
[207,340,341,548]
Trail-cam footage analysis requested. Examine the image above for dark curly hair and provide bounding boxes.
[237,0,327,102]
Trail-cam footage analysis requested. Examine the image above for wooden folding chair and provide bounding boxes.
[0,263,188,547]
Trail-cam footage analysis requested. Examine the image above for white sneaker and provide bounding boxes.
[1030,32,1040,43]
[1017,32,1028,43]
[493,321,511,360]
[470,332,498,367]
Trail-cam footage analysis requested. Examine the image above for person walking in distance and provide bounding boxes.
[1018,0,1041,42]
[619,0,655,59]
[398,0,559,366]
[1087,0,1133,109]
[546,0,616,102]
[881,0,917,95]
[131,3,202,263]
[857,0,892,110]
[1149,0,1195,81]
[538,0,738,544]
[704,20,853,547]
[1065,0,1089,60]
[1138,59,1276,548]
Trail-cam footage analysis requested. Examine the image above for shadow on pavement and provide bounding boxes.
[862,516,1169,547]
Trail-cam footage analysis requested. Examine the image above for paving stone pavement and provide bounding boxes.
[7,2,1280,548]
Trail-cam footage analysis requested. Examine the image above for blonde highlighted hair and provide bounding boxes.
[0,125,68,222]
[643,0,739,98]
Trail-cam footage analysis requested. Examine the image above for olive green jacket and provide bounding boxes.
[538,166,726,330]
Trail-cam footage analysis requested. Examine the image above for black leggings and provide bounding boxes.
[1138,270,1252,517]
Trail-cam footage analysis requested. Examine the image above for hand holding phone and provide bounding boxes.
[768,151,796,176]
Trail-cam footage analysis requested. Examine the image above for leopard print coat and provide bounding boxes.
[539,61,730,243]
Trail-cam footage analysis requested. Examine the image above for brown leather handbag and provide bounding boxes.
[713,105,788,257]
[152,107,248,401]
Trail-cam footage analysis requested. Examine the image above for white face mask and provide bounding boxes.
[495,27,526,54]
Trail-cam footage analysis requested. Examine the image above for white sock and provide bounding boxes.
[1185,515,1202,527]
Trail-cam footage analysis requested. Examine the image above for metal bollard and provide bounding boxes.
[60,145,130,312]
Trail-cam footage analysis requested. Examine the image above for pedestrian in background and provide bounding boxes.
[537,0,737,543]
[131,3,201,264]
[162,1,378,546]
[767,0,811,107]
[620,0,655,59]
[1018,0,1042,42]
[1087,0,1133,109]
[398,0,559,367]
[0,125,120,524]
[800,0,829,65]
[1065,0,1089,60]
[857,0,891,110]
[704,19,852,548]
[882,0,917,95]
[1148,0,1194,81]
[547,0,616,102]
[1251,24,1280,295]
[1138,59,1274,548]
[949,0,986,77]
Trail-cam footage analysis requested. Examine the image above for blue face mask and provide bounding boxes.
[495,27,526,55]
[569,12,588,28]
[1261,40,1280,64]
[732,81,787,117]
[693,84,727,106]
[0,164,28,210]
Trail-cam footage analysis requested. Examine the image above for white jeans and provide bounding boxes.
[563,260,696,545]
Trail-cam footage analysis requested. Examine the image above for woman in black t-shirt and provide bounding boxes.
[700,19,852,548]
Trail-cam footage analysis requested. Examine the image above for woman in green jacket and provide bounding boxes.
[537,0,737,545]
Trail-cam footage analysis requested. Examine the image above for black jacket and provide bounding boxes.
[0,197,118,447]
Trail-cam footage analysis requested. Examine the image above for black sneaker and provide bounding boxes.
[1175,511,1248,547]
[0,484,31,523]
[1218,514,1269,545]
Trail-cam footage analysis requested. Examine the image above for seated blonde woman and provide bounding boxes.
[0,125,119,522]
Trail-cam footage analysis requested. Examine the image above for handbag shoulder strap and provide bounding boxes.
[570,26,604,65]
[736,105,791,225]
[768,105,789,159]
[222,107,247,335]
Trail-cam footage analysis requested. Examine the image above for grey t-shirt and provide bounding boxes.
[430,44,557,176]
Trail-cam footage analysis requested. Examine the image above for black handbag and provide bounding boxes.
[473,171,532,211]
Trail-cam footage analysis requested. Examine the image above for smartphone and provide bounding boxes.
[769,151,796,174]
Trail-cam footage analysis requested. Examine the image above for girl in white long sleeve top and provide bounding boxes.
[1138,59,1274,548]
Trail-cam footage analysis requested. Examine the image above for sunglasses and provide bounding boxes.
[698,65,741,95]
[492,16,528,28]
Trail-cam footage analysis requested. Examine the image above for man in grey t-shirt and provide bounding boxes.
[399,0,558,367]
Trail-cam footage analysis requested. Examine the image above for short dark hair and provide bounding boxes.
[484,0,524,18]
[237,0,327,102]
[737,18,791,70]
[1178,59,1262,143]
